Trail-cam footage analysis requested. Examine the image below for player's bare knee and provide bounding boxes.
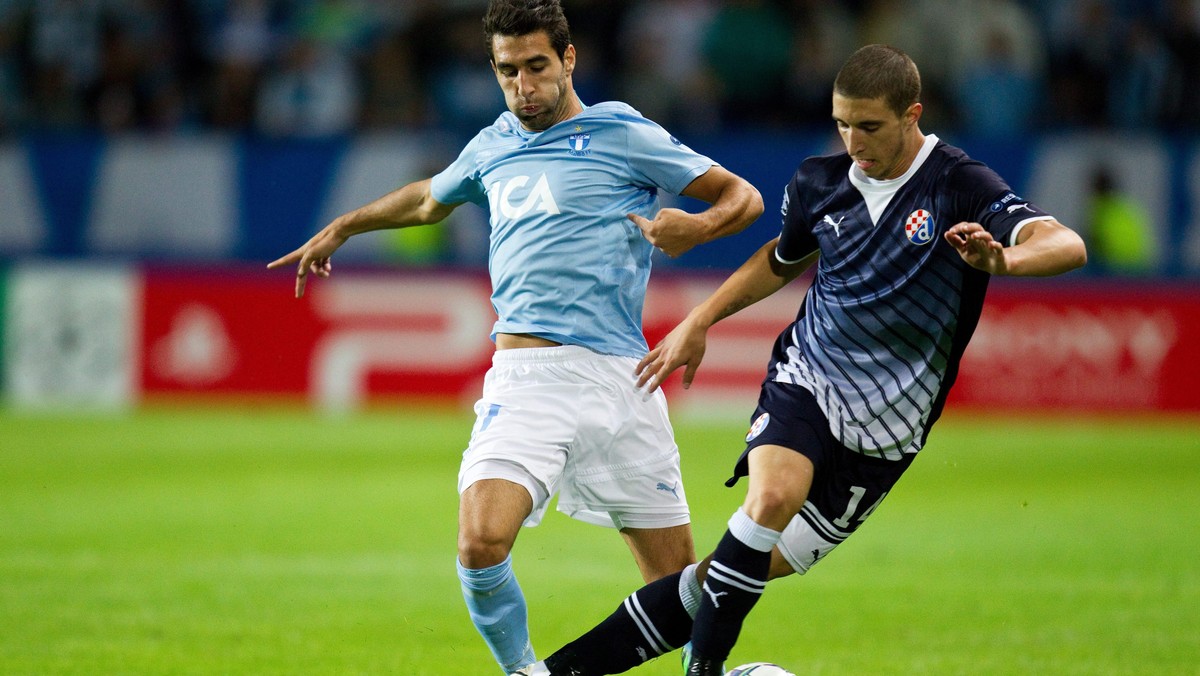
[456,515,519,568]
[743,485,805,528]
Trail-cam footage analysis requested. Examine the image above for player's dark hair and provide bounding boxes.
[483,0,572,61]
[833,44,921,117]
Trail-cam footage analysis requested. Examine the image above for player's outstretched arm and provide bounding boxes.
[945,219,1086,277]
[636,238,815,392]
[267,179,455,297]
[636,312,709,392]
[629,166,763,258]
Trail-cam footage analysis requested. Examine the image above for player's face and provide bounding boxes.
[832,93,922,180]
[491,31,579,132]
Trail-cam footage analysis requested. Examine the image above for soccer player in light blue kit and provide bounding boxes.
[267,1,764,673]
[523,45,1087,676]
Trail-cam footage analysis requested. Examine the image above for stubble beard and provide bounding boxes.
[517,73,569,132]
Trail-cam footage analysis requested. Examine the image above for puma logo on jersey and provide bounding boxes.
[488,173,561,220]
[822,214,846,236]
[1006,202,1034,214]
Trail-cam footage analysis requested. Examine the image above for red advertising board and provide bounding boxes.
[138,268,1200,413]
[142,269,317,395]
[951,280,1200,412]
[140,268,497,409]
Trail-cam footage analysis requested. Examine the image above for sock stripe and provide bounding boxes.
[706,570,766,596]
[707,560,767,593]
[623,594,669,655]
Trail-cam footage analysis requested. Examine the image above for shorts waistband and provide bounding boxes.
[491,344,615,365]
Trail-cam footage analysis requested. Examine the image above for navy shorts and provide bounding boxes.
[729,379,915,574]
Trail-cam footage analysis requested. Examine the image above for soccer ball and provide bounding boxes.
[727,664,796,676]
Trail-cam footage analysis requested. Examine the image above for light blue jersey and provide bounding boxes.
[430,101,715,357]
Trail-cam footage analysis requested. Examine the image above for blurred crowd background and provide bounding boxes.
[2,0,1197,414]
[3,0,1199,278]
[1,0,1197,139]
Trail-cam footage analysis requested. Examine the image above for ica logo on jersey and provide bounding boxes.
[488,173,561,220]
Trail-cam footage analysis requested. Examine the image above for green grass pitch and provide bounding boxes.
[1,404,1197,674]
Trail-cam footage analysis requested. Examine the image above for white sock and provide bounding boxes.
[678,562,702,618]
[727,507,782,552]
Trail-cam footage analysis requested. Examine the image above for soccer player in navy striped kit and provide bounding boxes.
[519,44,1087,676]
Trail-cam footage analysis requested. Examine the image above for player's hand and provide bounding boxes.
[267,224,348,298]
[945,222,1008,275]
[635,316,708,393]
[629,208,703,258]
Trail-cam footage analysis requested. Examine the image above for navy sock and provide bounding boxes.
[545,571,693,675]
[690,530,771,663]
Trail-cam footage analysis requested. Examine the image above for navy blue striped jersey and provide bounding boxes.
[771,135,1051,459]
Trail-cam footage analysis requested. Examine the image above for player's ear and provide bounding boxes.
[563,44,575,76]
[905,102,923,127]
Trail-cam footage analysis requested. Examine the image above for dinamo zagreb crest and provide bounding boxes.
[904,209,935,245]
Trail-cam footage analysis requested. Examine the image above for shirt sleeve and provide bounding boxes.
[429,134,487,206]
[622,115,716,195]
[948,160,1053,247]
[776,171,818,263]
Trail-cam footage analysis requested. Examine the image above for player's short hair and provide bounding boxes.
[834,44,921,118]
[483,0,572,61]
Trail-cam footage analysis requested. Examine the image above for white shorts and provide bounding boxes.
[458,345,690,530]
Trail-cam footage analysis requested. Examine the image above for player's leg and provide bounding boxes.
[551,349,695,587]
[529,536,797,675]
[539,565,695,675]
[593,354,695,586]
[683,388,917,675]
[457,348,578,674]
[535,430,909,676]
[531,541,799,675]
[620,523,695,583]
[678,547,798,671]
[531,505,697,671]
[685,444,813,675]
[458,478,538,674]
[459,479,533,568]
[530,352,697,674]
[681,380,825,674]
